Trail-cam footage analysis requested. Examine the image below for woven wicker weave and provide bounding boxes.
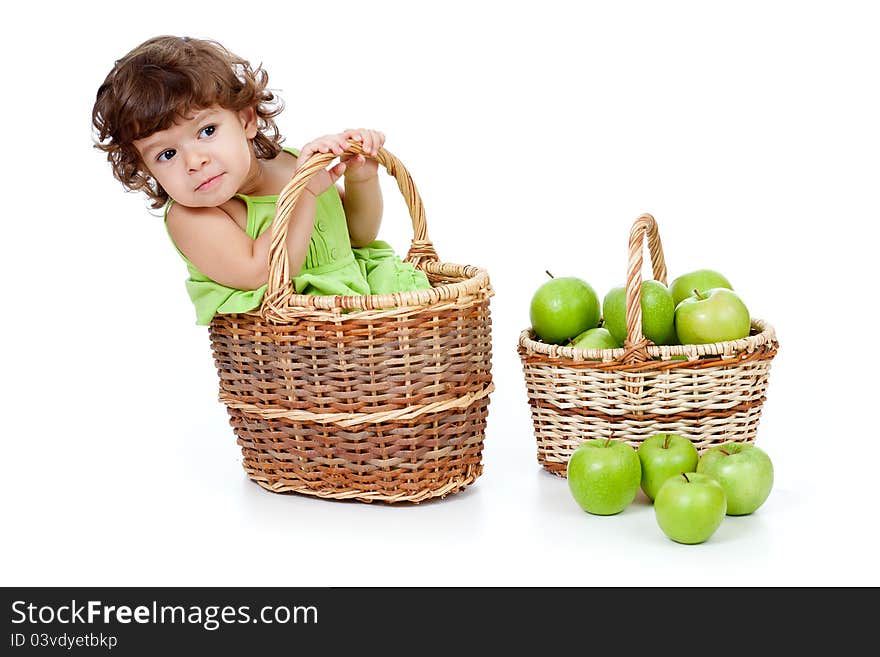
[518,213,778,476]
[209,141,494,503]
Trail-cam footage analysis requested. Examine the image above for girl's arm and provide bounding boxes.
[339,129,386,248]
[340,175,382,248]
[249,190,318,288]
[166,199,316,292]
[249,156,349,287]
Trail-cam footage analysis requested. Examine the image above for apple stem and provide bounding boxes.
[546,270,555,279]
[663,434,670,449]
[720,448,730,456]
[681,472,690,483]
[692,288,706,301]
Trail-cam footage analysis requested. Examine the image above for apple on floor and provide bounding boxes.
[567,438,641,516]
[654,472,727,545]
[697,443,774,515]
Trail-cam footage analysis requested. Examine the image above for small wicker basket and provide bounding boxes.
[518,213,778,476]
[209,142,494,502]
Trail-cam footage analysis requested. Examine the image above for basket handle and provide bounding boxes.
[623,213,668,362]
[265,140,438,307]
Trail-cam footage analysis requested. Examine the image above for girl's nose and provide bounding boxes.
[186,149,210,172]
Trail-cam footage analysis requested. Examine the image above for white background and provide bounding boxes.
[1,0,878,587]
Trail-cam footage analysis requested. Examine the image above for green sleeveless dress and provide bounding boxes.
[164,147,431,325]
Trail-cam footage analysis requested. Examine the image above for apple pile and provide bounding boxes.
[566,435,774,544]
[529,269,752,350]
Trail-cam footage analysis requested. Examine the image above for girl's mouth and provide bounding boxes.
[196,173,224,191]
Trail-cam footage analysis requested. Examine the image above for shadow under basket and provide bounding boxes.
[209,142,494,503]
[518,213,779,476]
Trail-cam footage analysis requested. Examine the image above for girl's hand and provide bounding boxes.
[340,128,385,183]
[297,129,385,195]
[297,133,352,197]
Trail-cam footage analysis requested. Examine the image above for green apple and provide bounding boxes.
[530,275,600,345]
[654,472,727,545]
[697,442,773,515]
[637,433,699,502]
[567,438,641,516]
[602,280,677,346]
[570,327,620,351]
[669,269,733,308]
[674,288,750,345]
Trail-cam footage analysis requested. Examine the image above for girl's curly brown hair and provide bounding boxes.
[92,35,285,209]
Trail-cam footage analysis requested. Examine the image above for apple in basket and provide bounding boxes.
[567,438,641,515]
[674,288,751,345]
[570,327,619,351]
[602,280,677,346]
[669,268,733,308]
[529,273,600,345]
[654,472,727,544]
[637,433,699,502]
[697,442,774,515]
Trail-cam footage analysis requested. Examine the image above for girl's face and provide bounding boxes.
[134,105,258,208]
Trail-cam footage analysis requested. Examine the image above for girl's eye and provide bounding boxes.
[200,125,216,138]
[157,149,176,162]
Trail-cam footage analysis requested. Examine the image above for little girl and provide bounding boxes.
[92,35,431,325]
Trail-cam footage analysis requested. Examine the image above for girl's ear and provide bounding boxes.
[239,106,258,139]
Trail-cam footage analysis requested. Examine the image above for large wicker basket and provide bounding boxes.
[209,142,494,502]
[518,213,778,476]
